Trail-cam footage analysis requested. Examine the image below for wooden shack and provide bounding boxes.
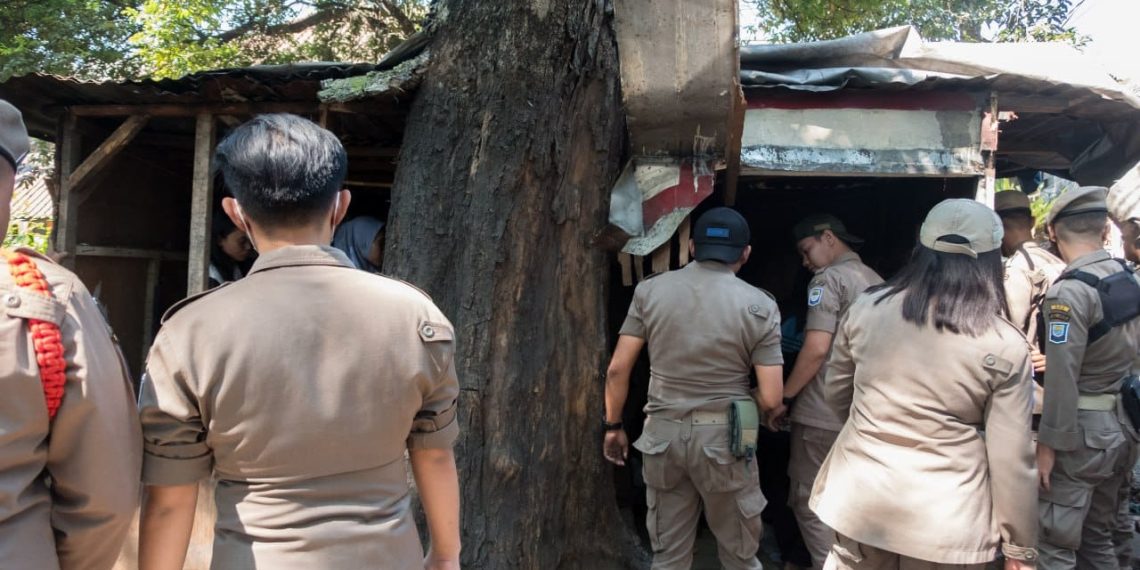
[0,62,416,373]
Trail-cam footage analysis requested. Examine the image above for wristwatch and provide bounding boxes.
[602,419,624,431]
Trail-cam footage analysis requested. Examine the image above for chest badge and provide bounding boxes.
[1049,322,1070,344]
[807,286,824,307]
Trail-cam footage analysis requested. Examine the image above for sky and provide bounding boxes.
[740,0,1140,82]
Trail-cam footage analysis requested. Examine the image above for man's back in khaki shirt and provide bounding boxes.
[0,248,142,569]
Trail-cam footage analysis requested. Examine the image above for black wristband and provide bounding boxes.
[603,419,623,431]
[782,396,795,407]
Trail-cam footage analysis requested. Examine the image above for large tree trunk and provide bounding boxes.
[385,0,641,567]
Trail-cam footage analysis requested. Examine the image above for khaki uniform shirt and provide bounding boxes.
[790,251,882,432]
[811,291,1036,564]
[1039,250,1140,451]
[139,246,459,569]
[0,248,142,569]
[619,261,783,418]
[1003,241,1064,345]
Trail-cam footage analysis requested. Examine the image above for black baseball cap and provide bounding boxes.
[693,207,750,263]
[792,213,864,247]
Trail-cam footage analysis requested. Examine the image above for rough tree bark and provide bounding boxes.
[384,0,642,567]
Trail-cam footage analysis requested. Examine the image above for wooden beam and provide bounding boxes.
[998,95,1070,114]
[141,258,161,366]
[75,245,188,260]
[187,113,216,296]
[976,94,999,207]
[56,113,82,268]
[67,102,322,118]
[69,115,150,201]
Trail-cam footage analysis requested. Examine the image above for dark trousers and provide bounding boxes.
[759,427,812,567]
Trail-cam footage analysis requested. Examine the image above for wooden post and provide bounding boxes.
[141,258,161,365]
[187,113,216,295]
[976,93,999,207]
[56,113,82,268]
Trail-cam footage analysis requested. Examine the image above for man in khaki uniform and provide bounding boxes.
[811,199,1038,569]
[994,190,1065,420]
[780,213,882,569]
[0,99,142,568]
[1107,182,1140,569]
[603,207,784,570]
[137,114,461,570]
[1036,186,1140,569]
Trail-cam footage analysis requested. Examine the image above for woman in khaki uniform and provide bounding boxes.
[810,199,1038,569]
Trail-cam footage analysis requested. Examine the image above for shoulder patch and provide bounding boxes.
[1048,303,1072,323]
[160,282,231,324]
[1048,322,1070,344]
[807,285,824,307]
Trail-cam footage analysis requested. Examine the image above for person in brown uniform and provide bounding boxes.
[779,213,882,570]
[811,199,1038,569]
[994,190,1065,425]
[0,99,142,568]
[1037,186,1140,569]
[603,207,784,570]
[137,114,461,570]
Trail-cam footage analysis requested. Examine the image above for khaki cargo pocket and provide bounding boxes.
[1075,429,1127,480]
[1039,483,1091,550]
[734,486,766,559]
[633,434,678,489]
[646,487,664,553]
[699,445,750,493]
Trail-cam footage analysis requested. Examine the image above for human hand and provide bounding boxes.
[1036,443,1055,492]
[1004,557,1035,569]
[765,403,787,432]
[603,429,629,466]
[1030,349,1046,374]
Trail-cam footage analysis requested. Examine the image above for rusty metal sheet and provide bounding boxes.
[612,0,741,159]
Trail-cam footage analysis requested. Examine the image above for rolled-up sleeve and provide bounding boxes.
[138,332,212,486]
[408,320,461,450]
[618,282,648,338]
[804,273,842,333]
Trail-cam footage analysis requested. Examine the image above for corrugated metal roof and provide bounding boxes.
[10,176,53,221]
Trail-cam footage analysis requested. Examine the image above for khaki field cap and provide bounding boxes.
[1046,186,1108,226]
[919,199,1003,258]
[0,99,29,170]
[993,190,1032,215]
[1108,173,1140,223]
[792,213,864,246]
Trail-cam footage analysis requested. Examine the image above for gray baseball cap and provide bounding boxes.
[0,99,29,170]
[919,199,1003,258]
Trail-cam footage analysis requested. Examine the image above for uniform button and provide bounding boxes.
[748,304,761,315]
[3,293,19,308]
[422,325,435,339]
[984,355,996,365]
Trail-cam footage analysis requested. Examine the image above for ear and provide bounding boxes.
[740,244,752,265]
[221,197,248,233]
[332,189,352,226]
[688,239,696,259]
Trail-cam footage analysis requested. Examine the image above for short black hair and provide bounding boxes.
[1054,211,1107,243]
[869,239,1008,337]
[214,114,347,227]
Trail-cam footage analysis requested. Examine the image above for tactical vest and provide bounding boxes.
[1055,259,1140,344]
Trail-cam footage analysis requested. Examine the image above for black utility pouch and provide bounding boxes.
[1120,375,1140,432]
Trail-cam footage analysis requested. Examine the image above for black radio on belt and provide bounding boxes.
[1121,376,1140,432]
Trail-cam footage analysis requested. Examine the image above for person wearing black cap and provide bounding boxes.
[0,100,142,567]
[1036,186,1140,569]
[780,213,882,570]
[603,206,785,570]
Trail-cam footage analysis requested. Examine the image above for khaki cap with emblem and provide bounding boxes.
[1046,186,1108,226]
[0,99,29,170]
[919,199,1003,258]
[792,213,864,246]
[993,190,1032,215]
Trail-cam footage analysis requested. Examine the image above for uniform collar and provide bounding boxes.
[833,251,861,265]
[247,245,355,275]
[1066,248,1111,270]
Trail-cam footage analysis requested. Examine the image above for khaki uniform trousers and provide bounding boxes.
[824,534,985,570]
[789,423,840,570]
[636,414,766,570]
[1039,411,1133,569]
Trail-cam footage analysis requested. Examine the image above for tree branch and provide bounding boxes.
[216,7,351,43]
[377,0,418,36]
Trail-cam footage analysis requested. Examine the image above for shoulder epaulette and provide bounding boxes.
[161,282,232,324]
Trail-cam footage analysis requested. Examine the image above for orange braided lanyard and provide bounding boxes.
[2,250,66,419]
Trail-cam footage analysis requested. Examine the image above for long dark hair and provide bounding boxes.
[869,237,1009,336]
